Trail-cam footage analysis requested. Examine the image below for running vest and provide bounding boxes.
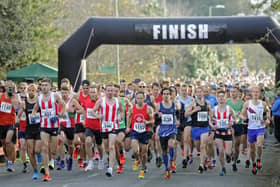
[59,97,75,128]
[131,104,150,133]
[178,95,192,124]
[85,98,101,130]
[118,97,126,129]
[158,102,177,137]
[25,98,41,127]
[214,105,232,133]
[0,93,15,126]
[75,92,90,125]
[247,100,265,129]
[227,98,243,125]
[38,92,58,128]
[100,97,120,133]
[18,93,27,131]
[191,100,209,128]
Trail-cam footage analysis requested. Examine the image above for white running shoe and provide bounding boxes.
[86,160,94,171]
[105,167,113,177]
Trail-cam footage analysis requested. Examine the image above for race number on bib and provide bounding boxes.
[217,119,229,129]
[102,121,114,131]
[41,109,56,118]
[80,114,85,123]
[28,113,41,124]
[86,109,96,119]
[197,111,208,122]
[161,114,173,125]
[250,114,263,122]
[134,122,145,133]
[20,112,26,121]
[59,114,68,122]
[0,102,12,113]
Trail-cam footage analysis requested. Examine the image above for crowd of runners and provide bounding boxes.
[0,76,277,182]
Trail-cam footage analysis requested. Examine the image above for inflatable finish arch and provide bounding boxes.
[58,16,280,90]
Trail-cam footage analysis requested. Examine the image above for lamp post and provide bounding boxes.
[209,4,225,16]
[115,0,120,83]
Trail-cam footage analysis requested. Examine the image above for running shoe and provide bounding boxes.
[73,147,79,159]
[78,158,83,168]
[6,161,14,172]
[22,162,28,173]
[94,152,100,161]
[212,159,216,167]
[252,163,257,175]
[170,160,176,173]
[117,164,123,174]
[57,160,65,170]
[164,169,171,180]
[226,155,231,164]
[219,167,226,176]
[40,165,45,174]
[232,163,238,172]
[138,169,145,179]
[86,160,93,171]
[208,160,213,169]
[120,153,125,165]
[67,157,73,171]
[49,159,55,170]
[257,160,262,170]
[133,160,139,171]
[245,160,250,168]
[106,167,113,177]
[42,174,51,182]
[198,164,204,174]
[32,169,39,180]
[182,158,188,168]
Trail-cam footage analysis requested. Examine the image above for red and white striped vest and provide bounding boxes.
[39,93,58,128]
[214,105,232,136]
[59,97,75,128]
[100,97,119,133]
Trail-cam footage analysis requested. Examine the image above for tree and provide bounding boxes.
[0,0,64,80]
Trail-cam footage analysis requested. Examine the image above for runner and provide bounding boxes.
[92,83,124,177]
[57,85,84,171]
[18,84,41,179]
[74,80,90,169]
[32,78,66,181]
[209,89,237,176]
[0,81,19,172]
[156,87,179,179]
[113,84,131,174]
[240,85,271,175]
[185,86,211,173]
[227,86,244,172]
[17,81,28,173]
[179,84,194,168]
[127,91,154,179]
[84,85,104,171]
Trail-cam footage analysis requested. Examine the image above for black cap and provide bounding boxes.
[82,80,90,86]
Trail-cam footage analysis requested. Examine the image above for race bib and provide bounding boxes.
[250,114,263,122]
[134,122,145,133]
[102,121,114,131]
[20,112,26,121]
[41,109,56,118]
[80,114,85,123]
[87,109,96,119]
[217,119,229,129]
[28,113,41,124]
[197,111,208,122]
[0,102,12,113]
[161,114,173,125]
[59,114,68,122]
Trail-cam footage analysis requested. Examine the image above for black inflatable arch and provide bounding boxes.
[58,16,280,90]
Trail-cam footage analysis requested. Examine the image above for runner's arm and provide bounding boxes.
[240,101,248,121]
[72,99,84,114]
[145,106,155,125]
[55,94,66,116]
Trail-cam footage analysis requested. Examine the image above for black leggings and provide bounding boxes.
[274,116,280,142]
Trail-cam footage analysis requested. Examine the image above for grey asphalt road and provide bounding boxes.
[0,134,280,187]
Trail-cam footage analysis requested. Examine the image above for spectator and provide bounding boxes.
[272,88,280,144]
